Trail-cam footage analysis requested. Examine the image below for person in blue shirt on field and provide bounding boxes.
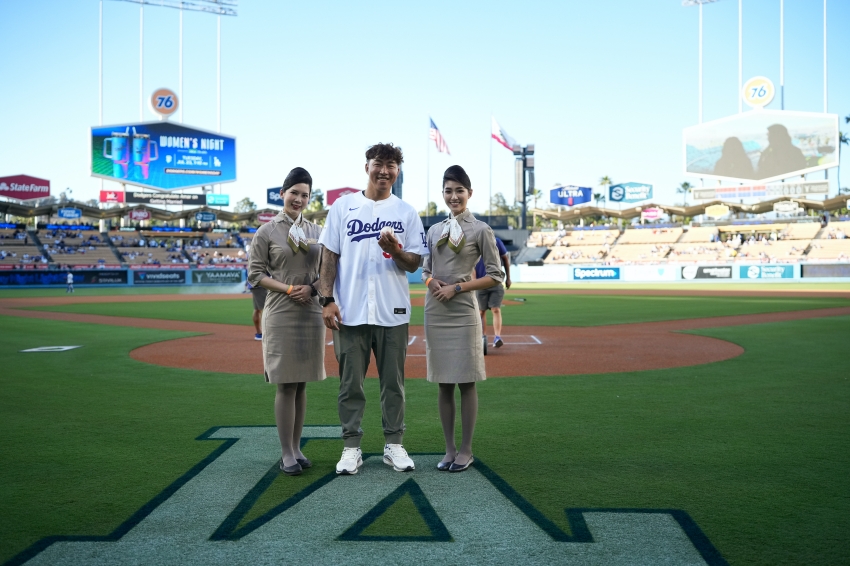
[474,236,511,348]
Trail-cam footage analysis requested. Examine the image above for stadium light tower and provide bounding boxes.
[683,0,719,124]
[104,1,237,122]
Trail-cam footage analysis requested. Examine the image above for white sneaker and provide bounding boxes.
[336,447,363,475]
[383,443,415,472]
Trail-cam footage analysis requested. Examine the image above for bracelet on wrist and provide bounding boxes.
[286,285,293,295]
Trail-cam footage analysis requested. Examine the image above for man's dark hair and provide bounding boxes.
[365,143,404,164]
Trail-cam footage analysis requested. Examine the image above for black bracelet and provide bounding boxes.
[309,284,318,297]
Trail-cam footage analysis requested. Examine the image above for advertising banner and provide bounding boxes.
[609,182,653,203]
[801,264,850,278]
[206,194,230,206]
[257,212,276,223]
[129,209,151,221]
[684,110,839,183]
[91,121,236,190]
[624,265,678,282]
[0,175,50,200]
[573,267,621,280]
[550,186,592,207]
[741,265,794,279]
[57,208,82,219]
[0,269,127,286]
[681,265,732,280]
[267,187,283,206]
[693,180,828,201]
[133,270,187,284]
[327,187,360,206]
[773,201,802,214]
[99,190,125,203]
[640,208,663,221]
[704,204,731,219]
[128,191,206,206]
[191,269,244,284]
[195,211,216,222]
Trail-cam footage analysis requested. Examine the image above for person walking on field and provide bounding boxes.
[248,167,326,476]
[66,272,74,294]
[424,165,503,472]
[475,235,511,348]
[246,280,267,340]
[319,143,427,475]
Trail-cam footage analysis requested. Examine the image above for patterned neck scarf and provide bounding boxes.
[437,209,468,253]
[282,213,309,253]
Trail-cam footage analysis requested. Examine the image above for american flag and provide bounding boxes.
[429,118,450,155]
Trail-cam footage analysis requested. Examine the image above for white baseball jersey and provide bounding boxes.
[319,191,427,327]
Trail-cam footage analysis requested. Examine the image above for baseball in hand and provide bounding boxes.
[380,226,394,237]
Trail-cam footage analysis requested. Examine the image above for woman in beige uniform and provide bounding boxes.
[423,165,503,473]
[248,167,325,476]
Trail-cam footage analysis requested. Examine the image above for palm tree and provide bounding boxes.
[593,192,606,207]
[676,182,693,206]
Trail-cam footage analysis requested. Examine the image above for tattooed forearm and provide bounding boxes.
[319,247,339,297]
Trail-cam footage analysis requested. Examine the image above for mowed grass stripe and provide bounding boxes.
[29,293,850,327]
[1,311,849,564]
[23,293,850,327]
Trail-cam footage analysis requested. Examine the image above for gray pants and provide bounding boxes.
[333,323,408,448]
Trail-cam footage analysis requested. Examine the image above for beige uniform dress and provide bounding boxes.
[247,212,326,384]
[422,210,504,383]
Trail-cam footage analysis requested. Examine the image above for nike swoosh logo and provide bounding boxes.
[349,207,360,211]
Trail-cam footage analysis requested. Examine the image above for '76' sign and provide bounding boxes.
[150,88,179,118]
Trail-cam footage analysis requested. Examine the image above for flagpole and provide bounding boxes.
[489,116,493,218]
[426,122,430,222]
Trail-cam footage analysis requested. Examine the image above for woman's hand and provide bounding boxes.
[432,284,457,302]
[289,285,313,304]
[427,278,448,294]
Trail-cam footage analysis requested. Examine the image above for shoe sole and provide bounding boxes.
[383,455,414,472]
[336,458,363,475]
[494,339,503,348]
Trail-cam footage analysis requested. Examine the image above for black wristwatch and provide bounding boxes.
[309,284,318,297]
[319,296,335,307]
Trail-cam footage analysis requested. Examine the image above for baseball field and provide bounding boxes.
[1,283,849,565]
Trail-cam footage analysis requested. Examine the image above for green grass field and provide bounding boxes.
[1,288,849,565]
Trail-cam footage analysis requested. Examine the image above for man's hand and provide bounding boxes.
[377,232,401,256]
[505,277,512,290]
[289,285,312,304]
[322,303,341,330]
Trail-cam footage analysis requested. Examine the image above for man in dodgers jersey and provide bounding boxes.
[319,143,427,475]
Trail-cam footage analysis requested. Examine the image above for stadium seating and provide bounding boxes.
[667,243,727,263]
[616,227,683,245]
[679,226,718,243]
[554,229,619,247]
[0,229,31,244]
[820,222,850,240]
[733,239,810,262]
[805,240,850,261]
[0,246,48,265]
[119,247,188,265]
[544,245,607,264]
[607,244,671,263]
[194,248,247,265]
[783,223,821,240]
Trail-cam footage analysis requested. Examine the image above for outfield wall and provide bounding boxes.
[511,263,850,283]
[0,268,246,287]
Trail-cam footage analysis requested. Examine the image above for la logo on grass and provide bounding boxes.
[14,426,726,565]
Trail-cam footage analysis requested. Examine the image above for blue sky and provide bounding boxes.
[1,0,848,214]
